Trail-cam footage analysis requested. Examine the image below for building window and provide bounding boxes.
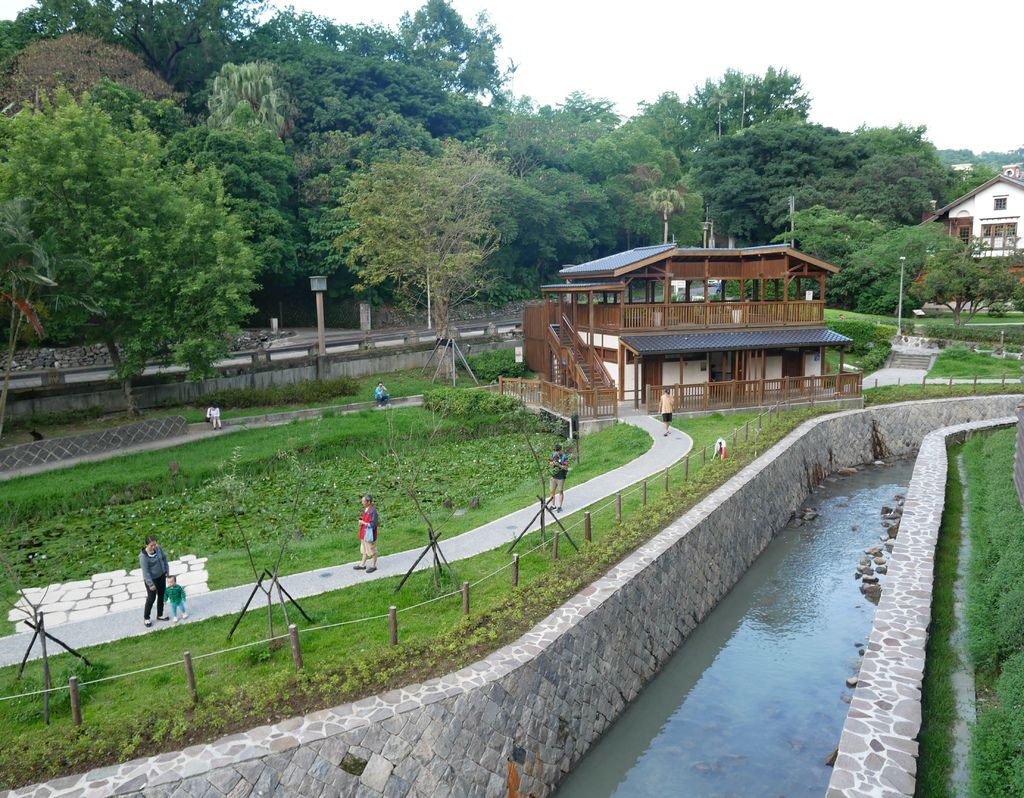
[957,226,970,244]
[981,223,1018,250]
[994,196,1008,211]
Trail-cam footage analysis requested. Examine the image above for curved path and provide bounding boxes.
[0,411,691,667]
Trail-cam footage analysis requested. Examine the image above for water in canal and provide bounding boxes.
[555,460,914,798]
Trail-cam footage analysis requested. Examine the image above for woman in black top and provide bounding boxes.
[140,535,170,626]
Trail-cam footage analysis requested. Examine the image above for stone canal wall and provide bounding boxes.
[826,414,1015,798]
[10,396,1019,798]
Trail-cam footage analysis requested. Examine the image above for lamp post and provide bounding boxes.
[309,275,327,357]
[896,256,906,337]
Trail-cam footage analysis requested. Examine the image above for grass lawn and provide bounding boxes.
[824,308,897,325]
[0,407,649,634]
[960,430,1024,797]
[926,346,1022,380]
[0,405,814,789]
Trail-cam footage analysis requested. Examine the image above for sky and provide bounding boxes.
[1,0,1021,155]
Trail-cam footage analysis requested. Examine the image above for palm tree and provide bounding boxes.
[207,62,293,138]
[648,187,686,245]
[0,198,57,439]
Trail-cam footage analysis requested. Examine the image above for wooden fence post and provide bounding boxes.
[702,446,707,465]
[288,624,303,671]
[183,651,197,703]
[642,480,647,506]
[552,532,559,560]
[389,606,398,646]
[462,582,470,615]
[732,430,737,449]
[512,554,520,586]
[69,676,81,726]
[745,421,749,441]
[584,512,592,543]
[663,467,669,492]
[684,455,689,480]
[616,492,622,522]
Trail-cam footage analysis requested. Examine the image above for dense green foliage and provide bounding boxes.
[0,0,988,341]
[421,386,520,416]
[826,319,895,372]
[962,431,1024,797]
[466,347,527,381]
[195,375,359,409]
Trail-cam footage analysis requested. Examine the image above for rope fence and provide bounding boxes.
[2,398,807,722]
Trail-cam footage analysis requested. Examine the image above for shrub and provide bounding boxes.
[828,319,895,372]
[466,348,526,382]
[422,387,521,417]
[196,376,359,409]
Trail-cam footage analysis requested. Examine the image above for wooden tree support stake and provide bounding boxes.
[183,651,197,703]
[288,624,303,671]
[69,676,81,726]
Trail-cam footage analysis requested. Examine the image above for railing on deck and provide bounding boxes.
[499,377,618,420]
[620,300,824,330]
[645,372,862,413]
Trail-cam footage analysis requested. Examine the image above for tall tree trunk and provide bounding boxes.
[663,210,669,244]
[0,301,23,441]
[104,332,139,418]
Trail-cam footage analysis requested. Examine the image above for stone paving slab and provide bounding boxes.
[0,414,691,667]
[8,557,209,631]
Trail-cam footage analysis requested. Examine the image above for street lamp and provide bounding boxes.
[309,275,327,356]
[896,256,906,337]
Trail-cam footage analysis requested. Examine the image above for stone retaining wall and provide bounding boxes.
[8,556,209,631]
[8,396,1018,798]
[0,416,188,474]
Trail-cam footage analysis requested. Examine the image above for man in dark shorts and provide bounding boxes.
[548,444,569,512]
[660,388,674,436]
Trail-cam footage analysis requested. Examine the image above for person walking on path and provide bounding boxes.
[548,444,570,512]
[140,535,170,626]
[164,575,188,623]
[659,389,674,436]
[354,494,379,573]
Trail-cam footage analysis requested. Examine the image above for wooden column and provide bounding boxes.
[839,348,846,373]
[588,291,594,345]
[634,354,642,410]
[618,343,626,400]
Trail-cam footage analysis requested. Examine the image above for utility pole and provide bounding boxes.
[896,256,906,337]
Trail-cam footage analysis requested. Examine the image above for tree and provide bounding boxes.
[0,33,177,111]
[773,205,887,269]
[206,61,293,138]
[680,67,810,151]
[398,0,503,99]
[0,198,58,439]
[341,142,502,335]
[648,187,685,244]
[0,92,255,415]
[912,238,1018,326]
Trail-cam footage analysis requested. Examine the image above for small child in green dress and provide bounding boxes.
[164,575,188,623]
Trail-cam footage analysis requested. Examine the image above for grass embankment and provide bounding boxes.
[0,406,821,789]
[926,346,1022,380]
[0,407,649,632]
[915,450,963,798]
[864,383,1024,405]
[960,430,1024,797]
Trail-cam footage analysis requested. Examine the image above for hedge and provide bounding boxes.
[466,348,526,382]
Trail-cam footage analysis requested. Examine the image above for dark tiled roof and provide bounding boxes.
[620,328,853,354]
[558,244,675,276]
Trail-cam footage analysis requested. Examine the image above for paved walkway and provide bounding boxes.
[864,367,1022,388]
[0,412,691,666]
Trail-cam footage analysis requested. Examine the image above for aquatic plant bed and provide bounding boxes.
[0,407,822,789]
[0,409,649,634]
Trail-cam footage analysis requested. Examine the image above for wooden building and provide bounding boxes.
[523,243,860,413]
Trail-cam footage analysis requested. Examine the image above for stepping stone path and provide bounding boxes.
[7,555,209,630]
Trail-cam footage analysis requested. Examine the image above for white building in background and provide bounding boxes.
[923,164,1024,256]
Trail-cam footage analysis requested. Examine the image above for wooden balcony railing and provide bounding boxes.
[619,300,824,330]
[645,372,862,413]
[499,377,618,420]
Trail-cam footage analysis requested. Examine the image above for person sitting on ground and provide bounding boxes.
[210,404,222,430]
[374,382,390,407]
[164,574,188,623]
[205,405,215,424]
